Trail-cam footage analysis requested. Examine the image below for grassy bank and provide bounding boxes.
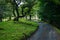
[54,27,60,34]
[0,20,38,40]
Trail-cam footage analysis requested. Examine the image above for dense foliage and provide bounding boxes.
[0,0,60,28]
[38,0,60,28]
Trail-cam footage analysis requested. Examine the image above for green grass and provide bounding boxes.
[0,20,38,40]
[54,27,60,34]
[19,18,38,26]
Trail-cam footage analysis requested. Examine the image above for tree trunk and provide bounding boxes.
[0,14,3,22]
[14,17,19,21]
[29,15,32,20]
[0,18,2,22]
[22,7,24,15]
[12,0,26,21]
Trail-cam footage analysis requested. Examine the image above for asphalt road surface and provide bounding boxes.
[27,22,59,40]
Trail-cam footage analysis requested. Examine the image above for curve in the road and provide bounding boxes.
[27,22,57,40]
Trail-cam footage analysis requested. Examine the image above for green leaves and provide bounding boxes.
[53,0,60,5]
[0,0,13,18]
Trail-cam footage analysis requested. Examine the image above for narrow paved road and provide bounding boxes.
[27,22,59,40]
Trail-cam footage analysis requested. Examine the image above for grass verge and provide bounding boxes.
[0,20,38,40]
[54,27,60,34]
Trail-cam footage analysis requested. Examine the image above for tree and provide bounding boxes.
[38,0,60,28]
[25,0,37,20]
[0,0,7,22]
[5,0,26,21]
